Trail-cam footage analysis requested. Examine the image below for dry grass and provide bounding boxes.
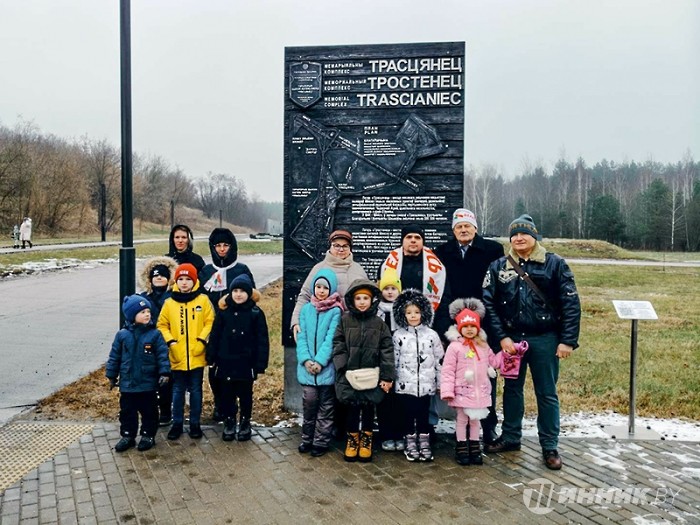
[31,280,289,426]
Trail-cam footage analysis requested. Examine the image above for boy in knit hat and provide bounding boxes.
[376,268,404,452]
[106,295,171,452]
[157,263,215,440]
[207,274,269,442]
[138,256,178,426]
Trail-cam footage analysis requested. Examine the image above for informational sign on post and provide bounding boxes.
[282,42,465,411]
[605,300,659,440]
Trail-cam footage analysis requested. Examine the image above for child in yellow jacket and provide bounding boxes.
[157,263,215,440]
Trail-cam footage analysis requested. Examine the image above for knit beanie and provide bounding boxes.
[314,277,331,290]
[230,274,253,297]
[122,295,152,323]
[353,287,373,298]
[451,208,478,229]
[209,228,232,246]
[401,224,425,241]
[149,264,171,281]
[378,267,402,293]
[174,263,198,283]
[509,214,541,240]
[456,307,481,333]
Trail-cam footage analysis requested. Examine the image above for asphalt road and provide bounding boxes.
[0,253,282,426]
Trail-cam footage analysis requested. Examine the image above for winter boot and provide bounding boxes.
[167,423,183,441]
[344,432,360,462]
[404,434,419,462]
[222,418,236,442]
[358,431,373,462]
[455,441,470,466]
[469,440,483,465]
[237,418,252,441]
[212,405,224,423]
[418,433,433,462]
[115,437,135,452]
[188,424,203,439]
[137,436,155,452]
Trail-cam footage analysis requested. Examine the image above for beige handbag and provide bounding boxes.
[345,367,380,391]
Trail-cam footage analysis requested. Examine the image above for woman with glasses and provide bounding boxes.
[290,230,368,340]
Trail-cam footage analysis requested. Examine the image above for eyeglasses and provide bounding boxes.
[331,243,350,250]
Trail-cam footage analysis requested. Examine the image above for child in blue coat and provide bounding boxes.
[106,295,171,452]
[296,269,344,457]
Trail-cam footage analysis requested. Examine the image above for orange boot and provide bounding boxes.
[344,432,360,462]
[359,431,373,462]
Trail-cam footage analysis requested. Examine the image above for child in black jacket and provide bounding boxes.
[207,274,269,442]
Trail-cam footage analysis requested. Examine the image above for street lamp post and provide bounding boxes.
[119,0,135,325]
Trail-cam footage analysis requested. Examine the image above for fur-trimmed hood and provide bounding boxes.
[344,278,381,318]
[393,288,434,329]
[138,256,178,294]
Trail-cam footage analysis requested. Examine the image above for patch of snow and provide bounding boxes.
[1,257,118,277]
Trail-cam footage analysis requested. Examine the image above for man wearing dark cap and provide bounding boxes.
[482,214,581,470]
[434,208,505,444]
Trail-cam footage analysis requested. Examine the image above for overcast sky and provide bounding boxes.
[1,0,698,202]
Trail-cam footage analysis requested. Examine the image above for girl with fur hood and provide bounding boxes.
[138,256,178,425]
[441,298,500,466]
[296,268,344,457]
[392,289,444,462]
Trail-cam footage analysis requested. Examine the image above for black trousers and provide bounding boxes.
[398,394,431,435]
[346,403,375,433]
[377,391,404,441]
[219,378,254,421]
[157,380,173,419]
[209,366,222,409]
[120,391,158,438]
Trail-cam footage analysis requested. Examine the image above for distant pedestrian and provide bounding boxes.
[295,269,343,457]
[207,274,270,442]
[138,256,178,426]
[391,289,444,462]
[106,295,171,452]
[11,224,20,249]
[166,224,205,272]
[157,263,215,441]
[333,279,394,463]
[19,217,32,249]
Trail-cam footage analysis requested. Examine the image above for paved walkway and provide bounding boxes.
[0,421,698,524]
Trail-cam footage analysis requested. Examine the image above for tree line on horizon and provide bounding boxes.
[0,121,277,237]
[2,121,698,251]
[465,153,700,251]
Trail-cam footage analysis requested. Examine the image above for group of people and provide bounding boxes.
[292,209,581,470]
[106,224,269,452]
[104,209,581,472]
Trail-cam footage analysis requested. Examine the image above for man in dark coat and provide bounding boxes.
[482,214,581,471]
[434,208,504,444]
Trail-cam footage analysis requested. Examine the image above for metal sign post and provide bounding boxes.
[604,300,660,440]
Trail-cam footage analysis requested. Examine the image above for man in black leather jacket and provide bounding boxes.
[482,214,580,470]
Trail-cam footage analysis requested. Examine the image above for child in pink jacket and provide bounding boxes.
[441,298,500,466]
